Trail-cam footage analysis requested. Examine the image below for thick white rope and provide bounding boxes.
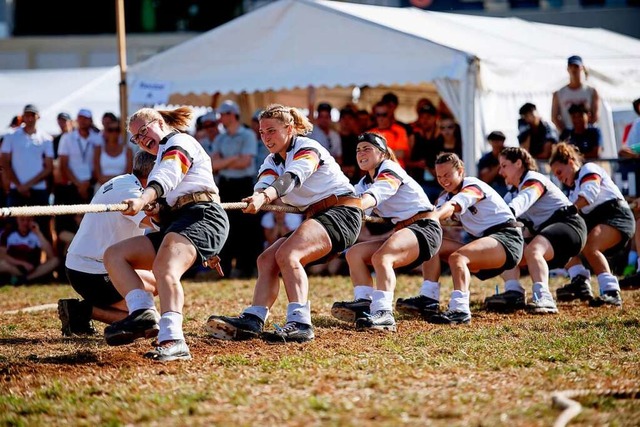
[0,202,386,223]
[551,388,640,427]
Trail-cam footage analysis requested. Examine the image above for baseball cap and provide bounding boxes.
[418,104,437,115]
[23,104,39,115]
[201,112,219,123]
[567,55,583,66]
[218,100,240,116]
[78,108,92,119]
[487,130,506,141]
[57,112,72,121]
[358,132,388,153]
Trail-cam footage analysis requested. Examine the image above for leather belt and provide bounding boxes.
[482,219,518,237]
[173,191,220,210]
[304,194,362,219]
[394,211,434,231]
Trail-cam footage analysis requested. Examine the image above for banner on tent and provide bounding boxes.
[130,80,172,105]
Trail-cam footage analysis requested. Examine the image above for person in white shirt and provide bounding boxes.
[57,150,157,337]
[103,106,229,362]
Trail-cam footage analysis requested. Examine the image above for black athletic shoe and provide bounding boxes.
[619,272,640,290]
[395,295,440,318]
[261,322,314,343]
[484,290,526,312]
[144,339,192,362]
[355,310,397,332]
[589,290,623,308]
[428,310,471,325]
[556,275,594,302]
[58,298,97,337]
[205,313,264,340]
[331,298,371,323]
[104,308,159,346]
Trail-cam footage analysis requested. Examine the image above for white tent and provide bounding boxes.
[129,0,640,174]
[0,66,120,137]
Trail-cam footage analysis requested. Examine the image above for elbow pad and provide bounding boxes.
[270,172,299,197]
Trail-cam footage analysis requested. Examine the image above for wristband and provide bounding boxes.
[259,190,272,205]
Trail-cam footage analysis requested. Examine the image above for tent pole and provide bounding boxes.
[116,0,128,140]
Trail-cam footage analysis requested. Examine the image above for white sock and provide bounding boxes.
[370,290,394,312]
[157,311,184,342]
[505,279,525,294]
[419,280,440,301]
[597,272,620,293]
[124,289,155,314]
[243,306,269,323]
[286,301,311,325]
[568,265,590,281]
[532,282,552,299]
[354,285,374,301]
[449,290,470,313]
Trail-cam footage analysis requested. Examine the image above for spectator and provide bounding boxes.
[251,108,270,165]
[211,100,261,278]
[337,107,362,184]
[551,55,600,133]
[3,216,59,284]
[434,114,463,159]
[559,104,602,160]
[369,101,410,168]
[356,109,373,134]
[308,102,342,162]
[93,119,133,188]
[478,131,508,196]
[196,111,220,157]
[517,102,558,161]
[1,104,54,242]
[406,102,441,201]
[381,91,413,139]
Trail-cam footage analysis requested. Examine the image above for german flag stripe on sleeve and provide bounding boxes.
[521,179,545,198]
[460,184,484,200]
[376,169,402,190]
[161,146,193,175]
[258,169,279,180]
[580,173,601,186]
[293,147,320,169]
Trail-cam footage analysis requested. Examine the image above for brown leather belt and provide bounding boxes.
[394,211,435,231]
[173,191,220,210]
[305,194,362,219]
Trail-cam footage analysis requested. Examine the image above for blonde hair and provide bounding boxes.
[127,106,194,134]
[549,142,583,167]
[259,104,313,136]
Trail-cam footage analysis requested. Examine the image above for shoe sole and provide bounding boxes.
[484,302,525,312]
[428,316,471,325]
[204,318,260,341]
[143,351,192,362]
[261,331,314,343]
[355,324,397,333]
[588,299,623,308]
[526,307,559,314]
[105,325,159,346]
[330,306,368,323]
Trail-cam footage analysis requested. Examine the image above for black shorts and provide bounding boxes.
[582,200,636,255]
[538,213,588,269]
[474,227,524,281]
[147,201,230,265]
[311,205,363,264]
[66,267,123,308]
[403,219,443,271]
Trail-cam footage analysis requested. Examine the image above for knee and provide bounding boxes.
[103,246,120,271]
[370,250,391,269]
[448,252,467,267]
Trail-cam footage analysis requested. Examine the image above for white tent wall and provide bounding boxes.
[128,0,640,176]
[0,67,121,137]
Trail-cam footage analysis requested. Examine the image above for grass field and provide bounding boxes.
[0,274,639,426]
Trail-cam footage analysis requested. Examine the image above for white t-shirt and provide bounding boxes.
[0,127,54,190]
[65,174,147,274]
[58,129,103,181]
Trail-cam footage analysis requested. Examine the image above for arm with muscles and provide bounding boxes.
[551,91,565,133]
[432,200,460,223]
[243,172,299,214]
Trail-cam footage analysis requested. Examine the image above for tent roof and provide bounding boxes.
[129,0,640,103]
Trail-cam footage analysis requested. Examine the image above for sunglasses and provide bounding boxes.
[440,125,455,130]
[129,119,157,144]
